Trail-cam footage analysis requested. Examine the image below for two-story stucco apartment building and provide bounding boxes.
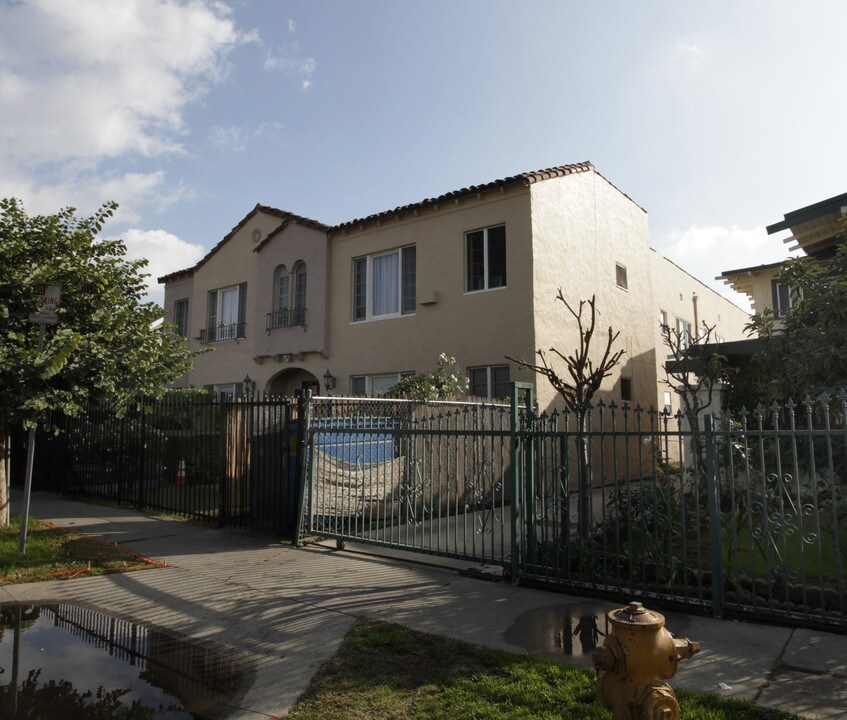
[159,162,750,412]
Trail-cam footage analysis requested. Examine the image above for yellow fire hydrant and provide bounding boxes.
[591,601,700,720]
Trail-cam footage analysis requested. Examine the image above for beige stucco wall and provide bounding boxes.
[161,170,753,407]
[161,209,329,394]
[651,254,751,412]
[721,266,780,319]
[326,184,538,395]
[529,171,655,412]
[252,222,328,359]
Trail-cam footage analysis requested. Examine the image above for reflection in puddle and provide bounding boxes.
[0,603,254,719]
[504,601,617,666]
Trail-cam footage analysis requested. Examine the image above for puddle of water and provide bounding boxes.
[504,601,618,666]
[0,603,254,720]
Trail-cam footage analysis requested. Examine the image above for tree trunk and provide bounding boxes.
[576,412,592,544]
[0,427,9,527]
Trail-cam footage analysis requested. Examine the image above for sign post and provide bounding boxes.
[19,285,61,555]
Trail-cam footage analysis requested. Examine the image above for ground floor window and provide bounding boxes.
[468,365,510,399]
[350,372,414,397]
[211,383,237,402]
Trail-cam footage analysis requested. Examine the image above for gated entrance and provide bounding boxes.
[298,386,847,632]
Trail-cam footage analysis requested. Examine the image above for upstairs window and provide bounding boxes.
[293,261,307,325]
[173,298,189,338]
[206,283,246,343]
[466,225,506,292]
[353,246,416,321]
[274,265,290,313]
[269,263,307,330]
[772,280,799,319]
[675,318,692,351]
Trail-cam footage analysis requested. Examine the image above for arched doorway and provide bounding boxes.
[267,367,320,397]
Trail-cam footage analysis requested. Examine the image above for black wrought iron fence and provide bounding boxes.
[299,387,847,631]
[19,394,300,534]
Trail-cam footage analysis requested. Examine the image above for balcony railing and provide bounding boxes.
[201,322,246,344]
[266,307,306,333]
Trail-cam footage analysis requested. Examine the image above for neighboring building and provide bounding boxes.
[718,191,847,325]
[160,162,750,412]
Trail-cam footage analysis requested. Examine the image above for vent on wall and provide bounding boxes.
[615,263,628,290]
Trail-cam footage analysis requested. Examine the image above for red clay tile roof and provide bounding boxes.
[332,161,597,232]
[157,204,329,283]
[158,161,643,286]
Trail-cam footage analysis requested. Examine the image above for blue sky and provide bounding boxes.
[2,0,845,309]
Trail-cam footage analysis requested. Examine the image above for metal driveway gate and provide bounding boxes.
[298,388,847,631]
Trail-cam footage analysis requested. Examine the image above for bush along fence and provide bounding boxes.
[13,394,302,535]
[298,385,847,631]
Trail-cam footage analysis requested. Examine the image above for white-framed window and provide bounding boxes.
[615,263,628,290]
[212,384,236,402]
[274,265,290,312]
[206,283,246,343]
[675,318,692,350]
[468,365,510,399]
[466,225,506,292]
[173,298,189,338]
[270,263,306,329]
[772,280,799,319]
[352,246,416,321]
[350,372,414,397]
[659,309,668,328]
[294,261,307,313]
[662,391,673,413]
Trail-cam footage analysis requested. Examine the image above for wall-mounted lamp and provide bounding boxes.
[243,374,256,397]
[323,369,336,392]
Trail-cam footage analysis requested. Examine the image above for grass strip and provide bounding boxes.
[288,617,805,720]
[0,515,164,584]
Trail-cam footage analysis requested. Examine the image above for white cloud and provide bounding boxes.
[656,224,801,314]
[115,228,205,306]
[0,162,193,222]
[0,0,248,164]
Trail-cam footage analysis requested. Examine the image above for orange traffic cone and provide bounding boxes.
[176,459,186,486]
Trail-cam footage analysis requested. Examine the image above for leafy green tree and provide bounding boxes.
[0,199,197,526]
[740,240,847,402]
[385,354,469,400]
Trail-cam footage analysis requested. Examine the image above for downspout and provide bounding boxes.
[692,293,699,336]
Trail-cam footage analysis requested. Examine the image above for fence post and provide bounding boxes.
[294,391,313,546]
[137,404,146,510]
[510,382,534,584]
[704,414,724,617]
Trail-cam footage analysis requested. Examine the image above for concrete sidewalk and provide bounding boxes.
[2,492,845,719]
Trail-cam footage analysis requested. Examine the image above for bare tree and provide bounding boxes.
[507,291,625,542]
[661,321,727,470]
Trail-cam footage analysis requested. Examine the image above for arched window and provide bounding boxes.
[270,265,290,329]
[293,261,307,324]
[274,265,290,311]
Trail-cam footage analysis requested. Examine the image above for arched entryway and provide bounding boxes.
[267,367,320,397]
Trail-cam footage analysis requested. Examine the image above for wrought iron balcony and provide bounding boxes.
[266,307,306,333]
[201,322,246,344]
